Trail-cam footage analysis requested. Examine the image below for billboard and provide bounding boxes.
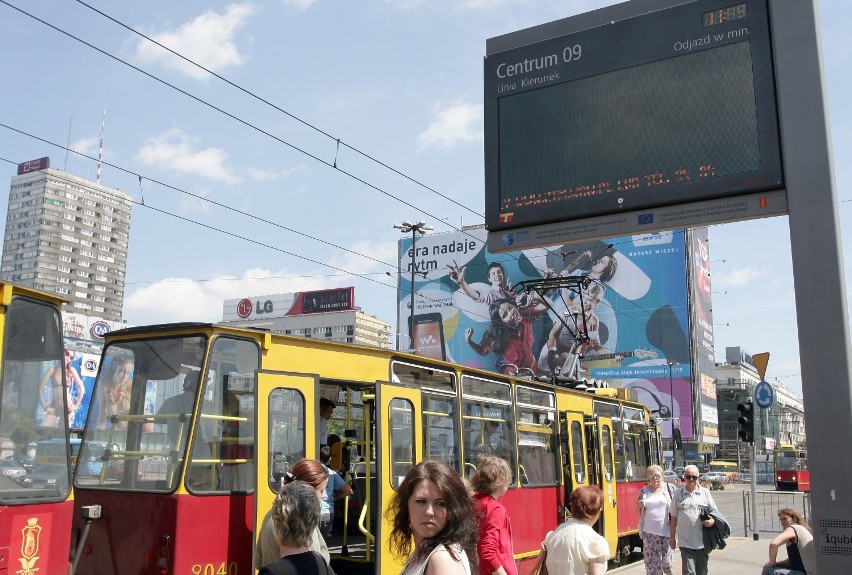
[690,227,720,443]
[222,287,355,321]
[17,156,50,175]
[398,227,698,440]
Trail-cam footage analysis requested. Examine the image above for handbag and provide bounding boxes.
[529,545,548,575]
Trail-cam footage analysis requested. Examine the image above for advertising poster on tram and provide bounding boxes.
[397,227,696,439]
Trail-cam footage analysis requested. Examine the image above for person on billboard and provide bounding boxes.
[540,283,607,376]
[465,293,550,376]
[98,357,134,430]
[36,349,85,427]
[447,260,513,305]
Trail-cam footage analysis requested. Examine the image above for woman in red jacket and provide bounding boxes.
[470,456,517,575]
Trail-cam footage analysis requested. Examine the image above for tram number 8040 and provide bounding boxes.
[191,563,238,575]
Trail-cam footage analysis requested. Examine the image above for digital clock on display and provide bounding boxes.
[703,3,748,27]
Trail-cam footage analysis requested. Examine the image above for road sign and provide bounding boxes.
[752,352,770,380]
[755,380,775,409]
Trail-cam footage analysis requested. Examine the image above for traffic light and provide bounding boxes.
[737,401,755,443]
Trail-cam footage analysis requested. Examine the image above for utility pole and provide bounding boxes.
[393,220,432,351]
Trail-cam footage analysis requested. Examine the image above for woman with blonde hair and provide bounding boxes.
[762,508,815,574]
[636,465,674,575]
[470,456,516,575]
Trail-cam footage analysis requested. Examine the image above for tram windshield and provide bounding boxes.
[76,333,260,493]
[0,296,69,503]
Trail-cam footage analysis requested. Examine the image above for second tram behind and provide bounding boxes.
[774,445,809,491]
[72,322,661,575]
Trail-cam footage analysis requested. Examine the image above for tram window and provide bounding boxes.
[422,392,459,472]
[571,421,585,484]
[77,336,209,493]
[616,425,648,481]
[461,376,514,481]
[514,386,557,485]
[601,425,613,482]
[391,361,455,394]
[187,337,259,494]
[0,297,70,504]
[389,398,415,488]
[268,388,306,491]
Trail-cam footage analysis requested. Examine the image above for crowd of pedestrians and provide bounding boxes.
[260,454,804,575]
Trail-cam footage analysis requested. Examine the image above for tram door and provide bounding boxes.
[560,410,589,521]
[376,382,422,575]
[585,416,617,550]
[254,371,319,562]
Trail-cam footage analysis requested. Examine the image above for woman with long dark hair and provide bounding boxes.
[387,461,479,575]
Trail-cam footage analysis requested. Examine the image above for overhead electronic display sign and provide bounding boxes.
[484,0,784,243]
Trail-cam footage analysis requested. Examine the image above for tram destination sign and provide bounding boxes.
[484,0,784,243]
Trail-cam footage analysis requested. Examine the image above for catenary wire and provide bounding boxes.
[73,0,483,220]
[0,0,491,254]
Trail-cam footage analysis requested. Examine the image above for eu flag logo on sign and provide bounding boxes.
[638,213,654,225]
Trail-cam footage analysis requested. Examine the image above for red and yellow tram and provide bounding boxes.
[774,444,809,492]
[0,282,75,575]
[72,322,660,574]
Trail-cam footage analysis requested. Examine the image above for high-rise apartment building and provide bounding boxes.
[2,158,132,319]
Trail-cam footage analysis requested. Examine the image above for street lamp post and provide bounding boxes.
[668,361,681,468]
[393,220,432,351]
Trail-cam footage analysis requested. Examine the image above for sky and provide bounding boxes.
[1,0,850,398]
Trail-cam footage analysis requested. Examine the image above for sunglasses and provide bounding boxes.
[684,475,699,480]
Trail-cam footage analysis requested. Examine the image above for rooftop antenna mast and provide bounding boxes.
[96,108,105,184]
[63,115,73,171]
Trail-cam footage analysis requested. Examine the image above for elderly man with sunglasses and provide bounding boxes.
[669,465,718,575]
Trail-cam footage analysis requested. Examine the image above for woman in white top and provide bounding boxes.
[387,461,478,575]
[636,465,674,575]
[762,508,815,575]
[543,485,610,575]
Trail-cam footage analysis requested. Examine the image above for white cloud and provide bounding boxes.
[122,268,342,325]
[714,266,768,288]
[282,0,318,9]
[177,187,212,214]
[70,136,99,157]
[327,239,398,277]
[417,100,483,151]
[136,128,241,183]
[246,165,308,182]
[135,4,256,80]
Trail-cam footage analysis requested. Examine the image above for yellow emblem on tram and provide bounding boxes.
[18,517,43,575]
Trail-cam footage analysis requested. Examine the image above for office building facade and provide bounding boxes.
[2,159,132,319]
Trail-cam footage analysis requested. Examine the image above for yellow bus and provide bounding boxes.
[708,460,739,480]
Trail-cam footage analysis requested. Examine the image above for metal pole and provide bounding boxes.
[409,227,416,347]
[750,395,759,540]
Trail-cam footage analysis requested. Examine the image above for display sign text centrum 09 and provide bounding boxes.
[484,0,782,234]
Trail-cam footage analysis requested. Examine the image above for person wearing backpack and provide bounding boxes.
[636,465,674,575]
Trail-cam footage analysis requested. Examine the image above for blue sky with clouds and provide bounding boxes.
[1,0,850,396]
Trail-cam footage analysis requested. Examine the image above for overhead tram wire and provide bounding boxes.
[0,0,491,252]
[73,0,483,221]
[0,123,394,270]
[0,148,495,324]
[2,136,687,336]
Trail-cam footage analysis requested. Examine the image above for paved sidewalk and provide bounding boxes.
[610,537,769,574]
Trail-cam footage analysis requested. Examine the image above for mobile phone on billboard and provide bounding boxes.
[408,313,446,360]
